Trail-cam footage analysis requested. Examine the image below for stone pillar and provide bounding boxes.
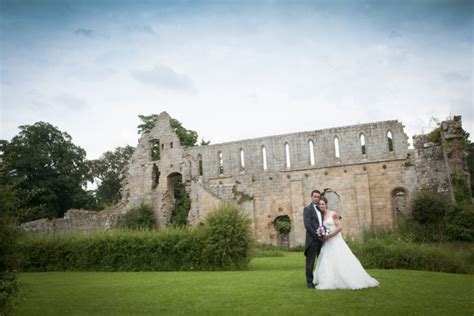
[355,171,372,231]
[290,177,305,246]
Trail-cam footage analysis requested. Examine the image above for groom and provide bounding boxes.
[303,190,326,289]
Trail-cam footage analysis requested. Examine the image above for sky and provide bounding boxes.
[1,0,473,160]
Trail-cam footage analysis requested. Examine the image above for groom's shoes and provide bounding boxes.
[307,283,315,289]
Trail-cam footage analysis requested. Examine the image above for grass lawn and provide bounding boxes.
[16,252,473,315]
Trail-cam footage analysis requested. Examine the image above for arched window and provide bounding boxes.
[308,140,315,166]
[392,188,408,227]
[151,139,160,161]
[197,154,203,176]
[360,134,366,155]
[217,151,224,175]
[262,146,268,170]
[152,163,160,189]
[387,131,394,152]
[240,148,245,171]
[334,136,340,159]
[285,143,291,168]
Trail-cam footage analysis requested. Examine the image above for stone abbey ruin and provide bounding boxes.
[23,112,471,247]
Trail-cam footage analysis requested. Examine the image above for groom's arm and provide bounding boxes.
[303,207,318,240]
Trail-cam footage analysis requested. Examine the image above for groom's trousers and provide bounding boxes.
[305,242,321,286]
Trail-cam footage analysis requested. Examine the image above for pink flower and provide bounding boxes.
[316,225,330,237]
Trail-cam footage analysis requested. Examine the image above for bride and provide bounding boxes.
[314,197,379,290]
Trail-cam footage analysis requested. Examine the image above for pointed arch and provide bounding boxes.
[240,148,245,171]
[387,130,394,152]
[262,145,268,170]
[360,133,366,155]
[334,136,340,159]
[285,142,291,168]
[308,140,315,165]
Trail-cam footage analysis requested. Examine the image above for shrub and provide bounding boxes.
[17,203,253,272]
[274,216,291,234]
[411,191,449,225]
[0,215,20,315]
[445,203,474,242]
[348,238,472,274]
[202,203,252,270]
[120,204,155,229]
[451,170,472,204]
[170,182,191,226]
[17,229,204,272]
[427,125,441,144]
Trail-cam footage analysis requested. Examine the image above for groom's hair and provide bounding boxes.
[311,190,321,196]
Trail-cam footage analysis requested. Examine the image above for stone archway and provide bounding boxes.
[273,215,291,250]
[322,189,341,212]
[392,188,408,228]
[167,173,182,208]
[166,172,190,226]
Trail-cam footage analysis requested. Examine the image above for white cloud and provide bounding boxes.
[1,2,472,159]
[132,65,196,94]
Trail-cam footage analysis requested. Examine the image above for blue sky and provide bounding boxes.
[1,0,473,159]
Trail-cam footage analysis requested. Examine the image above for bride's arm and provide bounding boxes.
[328,211,342,238]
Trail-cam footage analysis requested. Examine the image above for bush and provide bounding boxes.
[274,216,291,234]
[17,203,253,272]
[120,204,155,229]
[0,215,20,315]
[401,191,473,242]
[349,228,473,274]
[17,229,204,272]
[445,203,474,242]
[451,170,472,204]
[170,182,191,226]
[411,191,449,225]
[202,203,252,270]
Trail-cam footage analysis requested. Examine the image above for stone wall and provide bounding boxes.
[117,112,419,244]
[21,113,468,246]
[20,209,121,234]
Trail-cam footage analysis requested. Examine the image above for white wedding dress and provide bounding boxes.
[314,215,379,290]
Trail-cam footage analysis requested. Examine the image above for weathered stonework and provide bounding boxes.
[115,112,465,245]
[20,209,121,234]
[22,113,470,246]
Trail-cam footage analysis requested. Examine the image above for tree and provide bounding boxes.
[0,122,94,222]
[90,146,134,210]
[137,114,160,136]
[137,114,209,147]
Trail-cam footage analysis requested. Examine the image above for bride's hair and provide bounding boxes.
[320,196,328,205]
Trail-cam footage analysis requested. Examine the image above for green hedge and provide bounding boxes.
[17,203,252,272]
[346,230,473,274]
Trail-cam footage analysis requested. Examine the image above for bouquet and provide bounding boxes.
[316,225,330,238]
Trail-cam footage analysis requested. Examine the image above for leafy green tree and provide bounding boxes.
[137,114,209,147]
[170,118,198,147]
[137,114,160,136]
[90,146,134,210]
[0,122,94,222]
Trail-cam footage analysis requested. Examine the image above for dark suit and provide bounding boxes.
[303,202,323,287]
